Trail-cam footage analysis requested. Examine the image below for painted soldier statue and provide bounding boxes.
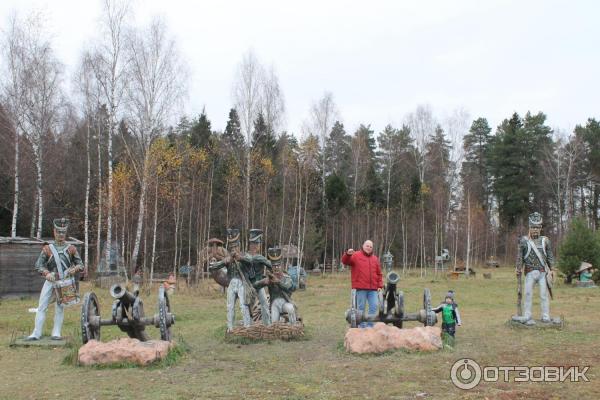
[512,212,558,325]
[254,246,298,324]
[26,218,84,340]
[243,229,272,325]
[209,229,253,331]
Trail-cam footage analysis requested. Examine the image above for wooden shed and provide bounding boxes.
[0,237,83,298]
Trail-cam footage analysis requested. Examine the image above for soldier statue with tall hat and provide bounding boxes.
[243,229,272,325]
[512,212,560,326]
[209,228,254,331]
[254,246,298,324]
[26,218,84,340]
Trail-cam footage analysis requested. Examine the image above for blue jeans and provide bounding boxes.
[355,289,378,328]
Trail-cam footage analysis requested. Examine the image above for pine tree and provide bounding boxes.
[488,112,553,228]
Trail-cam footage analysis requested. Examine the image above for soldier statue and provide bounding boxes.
[243,229,272,325]
[512,212,558,325]
[254,246,298,324]
[209,229,253,332]
[26,218,84,340]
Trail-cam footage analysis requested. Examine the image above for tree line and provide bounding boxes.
[1,1,599,281]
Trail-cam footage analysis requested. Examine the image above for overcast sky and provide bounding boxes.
[1,0,599,138]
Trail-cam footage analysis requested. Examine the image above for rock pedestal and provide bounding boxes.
[344,323,442,354]
[78,338,173,366]
[507,317,564,330]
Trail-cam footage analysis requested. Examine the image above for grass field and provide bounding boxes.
[1,267,599,400]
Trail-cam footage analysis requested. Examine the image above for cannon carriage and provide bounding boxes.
[80,284,175,344]
[345,271,437,328]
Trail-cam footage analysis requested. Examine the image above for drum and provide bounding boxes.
[54,277,80,307]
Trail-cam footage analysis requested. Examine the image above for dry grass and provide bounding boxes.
[1,268,599,399]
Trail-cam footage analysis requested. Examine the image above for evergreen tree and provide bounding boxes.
[461,117,491,210]
[188,108,213,149]
[558,218,600,282]
[222,108,245,152]
[325,121,351,181]
[325,174,350,214]
[575,118,600,226]
[251,112,276,158]
[488,112,553,228]
[352,124,382,207]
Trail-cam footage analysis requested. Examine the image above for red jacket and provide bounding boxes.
[341,250,383,290]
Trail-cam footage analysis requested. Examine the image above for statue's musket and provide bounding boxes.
[544,264,554,300]
[516,267,523,317]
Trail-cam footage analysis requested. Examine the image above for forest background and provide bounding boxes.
[2,1,599,283]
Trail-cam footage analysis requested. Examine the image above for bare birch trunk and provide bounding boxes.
[187,178,195,266]
[173,168,182,275]
[30,191,37,238]
[130,164,147,273]
[279,170,286,244]
[105,116,114,276]
[11,132,19,238]
[245,148,251,241]
[84,118,91,271]
[34,143,43,239]
[96,119,103,266]
[206,164,214,247]
[150,183,158,283]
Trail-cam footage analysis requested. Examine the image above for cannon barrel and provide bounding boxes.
[110,283,137,306]
[385,271,400,293]
[386,271,400,285]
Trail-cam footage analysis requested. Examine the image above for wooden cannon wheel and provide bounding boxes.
[81,292,101,344]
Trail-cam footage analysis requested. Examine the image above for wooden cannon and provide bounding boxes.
[80,284,175,344]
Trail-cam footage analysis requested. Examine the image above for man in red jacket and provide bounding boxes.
[342,240,383,328]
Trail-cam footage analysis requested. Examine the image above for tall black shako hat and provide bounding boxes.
[248,229,263,245]
[53,217,69,234]
[528,212,543,228]
[226,228,240,249]
[267,246,282,266]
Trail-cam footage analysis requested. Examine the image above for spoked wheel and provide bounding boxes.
[158,285,174,341]
[423,288,436,326]
[250,291,270,323]
[81,292,101,344]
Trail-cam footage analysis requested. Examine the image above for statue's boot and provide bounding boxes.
[524,319,536,326]
[511,315,528,323]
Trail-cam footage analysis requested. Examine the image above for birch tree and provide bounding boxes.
[16,13,63,238]
[1,13,29,238]
[75,52,101,271]
[124,17,187,273]
[406,105,436,273]
[232,50,264,239]
[90,0,130,269]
